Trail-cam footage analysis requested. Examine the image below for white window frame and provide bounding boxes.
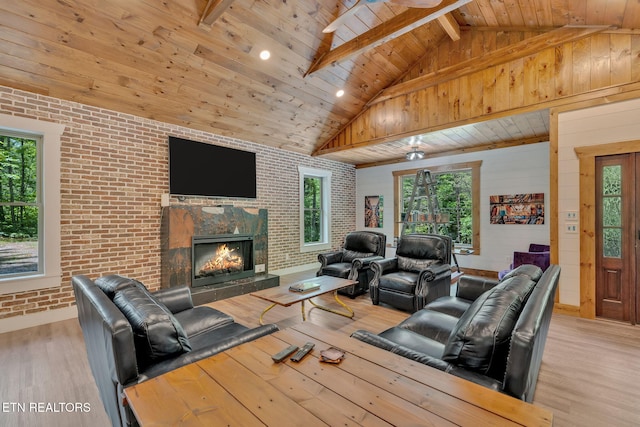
[298,166,331,252]
[0,114,64,294]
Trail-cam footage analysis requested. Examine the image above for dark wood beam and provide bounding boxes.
[305,0,471,77]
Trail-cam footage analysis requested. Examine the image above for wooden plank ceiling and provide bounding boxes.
[0,0,638,167]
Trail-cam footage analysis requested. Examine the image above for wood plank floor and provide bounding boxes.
[1,269,639,426]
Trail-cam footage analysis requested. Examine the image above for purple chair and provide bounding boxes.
[499,244,550,280]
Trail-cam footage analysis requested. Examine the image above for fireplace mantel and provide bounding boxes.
[161,205,277,302]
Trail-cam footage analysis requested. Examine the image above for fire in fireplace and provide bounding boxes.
[192,234,254,287]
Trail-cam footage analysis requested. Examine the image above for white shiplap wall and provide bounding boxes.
[356,143,550,274]
[558,97,640,306]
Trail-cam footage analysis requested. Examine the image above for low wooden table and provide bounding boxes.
[125,322,553,426]
[250,275,357,324]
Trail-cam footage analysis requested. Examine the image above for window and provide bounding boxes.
[0,114,64,293]
[299,166,331,252]
[0,133,41,277]
[601,164,622,258]
[393,161,481,252]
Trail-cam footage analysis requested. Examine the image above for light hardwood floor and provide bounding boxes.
[1,270,639,427]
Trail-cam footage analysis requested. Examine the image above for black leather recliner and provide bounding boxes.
[369,233,452,312]
[317,231,386,297]
[72,275,278,427]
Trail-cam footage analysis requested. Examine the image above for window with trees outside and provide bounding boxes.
[393,161,481,253]
[0,133,41,278]
[299,166,331,252]
[0,115,62,294]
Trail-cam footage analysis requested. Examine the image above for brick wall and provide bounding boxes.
[0,86,356,320]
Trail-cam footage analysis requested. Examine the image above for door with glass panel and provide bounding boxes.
[595,154,637,323]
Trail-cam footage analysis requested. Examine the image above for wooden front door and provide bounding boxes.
[595,153,638,323]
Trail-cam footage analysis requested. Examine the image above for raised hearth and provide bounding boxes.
[190,273,279,306]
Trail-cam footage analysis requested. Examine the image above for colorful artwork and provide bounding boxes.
[365,195,383,228]
[490,193,544,225]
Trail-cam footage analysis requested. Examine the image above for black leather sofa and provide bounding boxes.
[72,274,279,427]
[317,230,386,297]
[352,264,561,402]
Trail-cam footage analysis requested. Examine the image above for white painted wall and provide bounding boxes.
[356,143,550,273]
[557,97,640,306]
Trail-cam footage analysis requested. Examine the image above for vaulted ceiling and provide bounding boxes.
[0,0,639,167]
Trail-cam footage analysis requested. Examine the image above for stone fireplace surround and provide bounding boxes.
[161,205,279,305]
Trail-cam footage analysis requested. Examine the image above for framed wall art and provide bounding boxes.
[490,193,544,225]
[365,195,383,228]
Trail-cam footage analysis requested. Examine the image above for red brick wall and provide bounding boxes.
[0,86,355,320]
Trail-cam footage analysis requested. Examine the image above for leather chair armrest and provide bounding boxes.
[369,258,398,304]
[351,330,452,371]
[417,263,451,293]
[351,256,384,284]
[352,255,384,269]
[351,329,398,351]
[420,263,451,282]
[415,265,452,310]
[136,324,279,383]
[371,258,398,275]
[390,345,452,371]
[414,264,451,311]
[456,276,499,301]
[151,286,194,314]
[317,251,343,268]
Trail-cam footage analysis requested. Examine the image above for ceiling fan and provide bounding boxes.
[323,0,444,33]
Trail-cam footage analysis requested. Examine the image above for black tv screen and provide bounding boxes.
[169,136,257,198]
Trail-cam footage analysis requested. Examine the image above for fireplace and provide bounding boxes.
[192,234,254,288]
[162,206,278,303]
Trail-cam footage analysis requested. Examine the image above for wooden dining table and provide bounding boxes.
[125,322,553,426]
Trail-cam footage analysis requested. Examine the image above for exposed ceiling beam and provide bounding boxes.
[305,0,471,77]
[368,25,613,106]
[199,0,235,28]
[460,26,639,34]
[436,13,460,41]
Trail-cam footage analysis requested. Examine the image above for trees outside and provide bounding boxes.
[303,176,322,243]
[402,170,473,245]
[0,134,39,275]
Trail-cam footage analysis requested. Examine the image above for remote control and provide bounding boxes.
[290,342,315,362]
[271,344,299,363]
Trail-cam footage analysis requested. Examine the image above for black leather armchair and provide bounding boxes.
[317,231,386,297]
[370,233,452,312]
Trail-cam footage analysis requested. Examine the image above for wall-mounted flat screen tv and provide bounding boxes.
[169,136,257,199]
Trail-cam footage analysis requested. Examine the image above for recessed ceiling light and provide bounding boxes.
[336,89,345,97]
[259,50,271,60]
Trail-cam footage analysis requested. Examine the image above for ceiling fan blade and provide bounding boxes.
[323,0,389,34]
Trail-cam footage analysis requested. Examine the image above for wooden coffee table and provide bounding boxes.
[250,276,357,324]
[124,322,553,426]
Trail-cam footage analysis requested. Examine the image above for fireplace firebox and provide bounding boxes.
[192,234,254,288]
